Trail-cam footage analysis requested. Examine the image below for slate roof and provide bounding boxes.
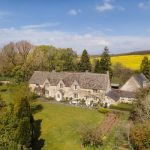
[106,90,136,101]
[133,73,150,88]
[106,90,120,101]
[29,71,110,90]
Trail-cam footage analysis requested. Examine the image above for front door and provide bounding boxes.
[55,91,63,101]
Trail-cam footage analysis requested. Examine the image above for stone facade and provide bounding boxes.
[29,71,111,106]
[121,73,150,92]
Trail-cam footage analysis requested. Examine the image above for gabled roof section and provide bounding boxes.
[106,90,120,101]
[29,71,51,85]
[133,73,150,88]
[106,90,136,101]
[29,71,110,90]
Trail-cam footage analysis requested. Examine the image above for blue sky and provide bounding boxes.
[1,0,150,54]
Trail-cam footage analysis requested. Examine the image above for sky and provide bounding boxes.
[1,0,150,54]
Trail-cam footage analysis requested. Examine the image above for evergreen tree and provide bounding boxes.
[0,85,34,150]
[78,49,91,72]
[99,47,112,76]
[140,56,150,80]
[94,59,101,73]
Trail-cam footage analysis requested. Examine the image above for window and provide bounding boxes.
[45,90,49,95]
[60,83,63,88]
[36,83,39,87]
[74,93,78,98]
[74,85,77,90]
[45,83,49,89]
[93,89,98,93]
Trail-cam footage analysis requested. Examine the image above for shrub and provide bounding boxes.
[0,85,8,92]
[110,103,134,111]
[80,125,103,147]
[98,108,110,114]
[47,96,54,101]
[130,121,150,150]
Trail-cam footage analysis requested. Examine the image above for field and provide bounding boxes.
[0,85,130,150]
[91,54,150,70]
[33,101,104,150]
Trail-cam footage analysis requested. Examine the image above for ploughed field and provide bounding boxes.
[90,54,150,70]
[32,101,104,150]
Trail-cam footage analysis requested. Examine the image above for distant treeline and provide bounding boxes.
[91,50,150,57]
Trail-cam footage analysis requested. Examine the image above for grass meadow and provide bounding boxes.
[32,101,104,150]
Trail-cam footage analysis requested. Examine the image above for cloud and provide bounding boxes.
[96,0,125,12]
[138,2,145,9]
[68,9,81,16]
[96,2,114,12]
[21,22,60,29]
[0,27,150,54]
[138,1,150,9]
[0,10,11,21]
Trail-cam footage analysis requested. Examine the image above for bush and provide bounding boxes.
[98,108,111,114]
[130,121,150,150]
[0,85,8,92]
[80,125,103,147]
[46,96,54,101]
[110,103,134,111]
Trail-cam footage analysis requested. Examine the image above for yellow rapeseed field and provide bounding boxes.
[90,54,150,70]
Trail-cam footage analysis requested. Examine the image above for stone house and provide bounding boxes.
[105,73,150,106]
[105,90,136,105]
[29,71,111,106]
[29,71,150,107]
[120,73,150,92]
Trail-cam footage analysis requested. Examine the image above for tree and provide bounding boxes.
[112,63,134,85]
[78,49,91,72]
[59,48,77,71]
[133,88,150,122]
[99,47,112,76]
[94,59,101,73]
[1,42,17,76]
[14,97,34,149]
[11,66,26,83]
[129,88,150,150]
[140,56,150,80]
[16,41,33,64]
[0,84,34,150]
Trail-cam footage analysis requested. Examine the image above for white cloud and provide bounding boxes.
[138,2,145,9]
[138,1,150,9]
[21,22,60,29]
[0,27,150,54]
[68,9,81,16]
[96,2,114,12]
[0,10,11,21]
[96,1,125,12]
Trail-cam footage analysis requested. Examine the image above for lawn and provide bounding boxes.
[90,54,150,70]
[33,101,104,150]
[110,103,134,112]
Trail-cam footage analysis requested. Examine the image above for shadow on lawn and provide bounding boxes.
[31,104,43,114]
[32,119,45,150]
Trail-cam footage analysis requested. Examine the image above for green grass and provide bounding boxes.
[33,100,104,150]
[0,76,13,81]
[110,103,134,112]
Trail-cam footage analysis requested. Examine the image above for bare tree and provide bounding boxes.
[2,42,17,66]
[16,41,33,64]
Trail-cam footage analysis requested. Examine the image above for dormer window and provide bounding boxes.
[60,83,63,88]
[45,83,49,89]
